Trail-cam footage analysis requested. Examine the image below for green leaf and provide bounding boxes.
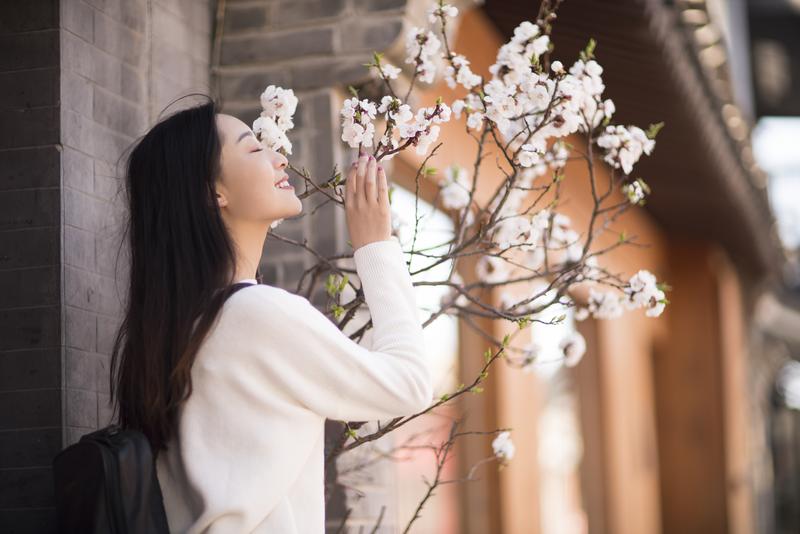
[347,85,359,98]
[580,38,597,62]
[646,121,665,139]
[502,333,510,347]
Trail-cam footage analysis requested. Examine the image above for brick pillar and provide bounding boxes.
[0,1,62,530]
[215,1,412,531]
[1,0,214,531]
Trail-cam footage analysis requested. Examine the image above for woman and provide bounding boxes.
[109,97,433,533]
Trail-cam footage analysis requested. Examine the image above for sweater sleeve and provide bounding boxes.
[232,236,434,422]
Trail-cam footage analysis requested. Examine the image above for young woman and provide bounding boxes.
[109,97,433,533]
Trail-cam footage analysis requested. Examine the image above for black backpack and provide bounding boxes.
[52,281,257,534]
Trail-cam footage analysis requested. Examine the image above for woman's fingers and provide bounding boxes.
[376,165,388,208]
[364,157,377,204]
[356,153,369,199]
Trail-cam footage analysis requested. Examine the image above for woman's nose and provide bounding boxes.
[275,153,288,169]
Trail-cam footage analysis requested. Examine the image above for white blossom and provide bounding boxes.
[427,2,458,24]
[254,85,298,154]
[381,63,402,79]
[467,111,484,130]
[517,143,542,168]
[492,430,515,460]
[405,27,441,84]
[259,85,298,131]
[560,330,586,367]
[253,115,293,155]
[340,97,378,148]
[596,125,655,174]
[587,288,624,319]
[622,178,650,204]
[439,165,472,211]
[378,96,413,123]
[444,54,482,90]
[624,269,666,317]
[475,254,509,284]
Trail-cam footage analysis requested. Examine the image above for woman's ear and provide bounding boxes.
[213,179,229,208]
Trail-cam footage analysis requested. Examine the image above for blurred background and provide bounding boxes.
[0,0,798,533]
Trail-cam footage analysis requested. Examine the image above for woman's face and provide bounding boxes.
[214,113,301,227]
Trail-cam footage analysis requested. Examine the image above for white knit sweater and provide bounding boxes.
[155,237,433,533]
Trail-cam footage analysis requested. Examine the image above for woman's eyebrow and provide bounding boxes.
[236,130,255,144]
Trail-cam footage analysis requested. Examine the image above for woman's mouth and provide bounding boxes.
[275,175,293,190]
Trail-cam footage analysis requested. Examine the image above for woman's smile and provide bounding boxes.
[275,174,293,190]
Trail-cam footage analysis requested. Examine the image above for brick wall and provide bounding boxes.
[0,1,62,530]
[1,0,213,531]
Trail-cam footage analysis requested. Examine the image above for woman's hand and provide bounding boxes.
[345,152,392,251]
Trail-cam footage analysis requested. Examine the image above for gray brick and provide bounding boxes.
[62,0,95,43]
[61,29,94,80]
[0,227,59,270]
[64,305,97,352]
[0,467,55,508]
[98,392,114,426]
[96,232,127,278]
[65,348,98,391]
[339,18,403,54]
[224,5,269,32]
[0,0,58,33]
[290,58,369,91]
[61,69,94,117]
[93,86,144,136]
[0,349,60,391]
[65,265,122,316]
[353,0,407,12]
[219,69,292,103]
[90,124,135,166]
[275,0,346,26]
[97,314,122,354]
[0,266,59,308]
[221,27,335,65]
[120,61,145,102]
[0,389,60,430]
[0,428,62,469]
[97,354,112,395]
[0,146,60,191]
[0,306,60,350]
[61,109,96,156]
[65,388,98,427]
[0,30,59,71]
[0,189,59,231]
[62,146,95,194]
[0,68,59,111]
[93,174,124,204]
[94,9,145,68]
[152,38,200,88]
[0,106,60,149]
[64,225,95,271]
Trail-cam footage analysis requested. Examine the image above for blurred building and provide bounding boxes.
[0,0,797,533]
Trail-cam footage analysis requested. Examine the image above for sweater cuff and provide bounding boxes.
[352,237,406,290]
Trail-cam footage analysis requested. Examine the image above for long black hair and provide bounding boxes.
[109,96,258,454]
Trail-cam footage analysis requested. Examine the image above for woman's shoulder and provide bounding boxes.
[223,283,309,317]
